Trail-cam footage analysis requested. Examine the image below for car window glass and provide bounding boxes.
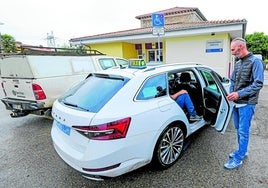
[98,58,117,70]
[136,74,167,100]
[59,74,128,112]
[168,70,199,94]
[200,70,219,92]
[215,72,230,84]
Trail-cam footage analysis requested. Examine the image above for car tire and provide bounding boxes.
[152,124,185,169]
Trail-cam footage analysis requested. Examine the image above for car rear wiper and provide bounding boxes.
[62,101,89,111]
[63,101,78,107]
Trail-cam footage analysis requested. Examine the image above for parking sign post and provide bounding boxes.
[152,14,165,62]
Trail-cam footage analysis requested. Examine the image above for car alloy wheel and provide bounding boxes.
[153,124,184,169]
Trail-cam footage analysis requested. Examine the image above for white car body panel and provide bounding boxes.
[51,62,233,179]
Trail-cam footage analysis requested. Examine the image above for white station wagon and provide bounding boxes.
[51,61,232,181]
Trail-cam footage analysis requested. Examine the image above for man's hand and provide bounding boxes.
[226,92,239,101]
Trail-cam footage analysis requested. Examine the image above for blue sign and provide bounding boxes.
[152,13,165,27]
[205,40,223,53]
[206,48,223,53]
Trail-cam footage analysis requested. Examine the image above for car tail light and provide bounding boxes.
[32,84,46,100]
[1,82,7,97]
[72,117,131,140]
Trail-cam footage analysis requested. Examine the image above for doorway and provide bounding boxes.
[148,49,163,62]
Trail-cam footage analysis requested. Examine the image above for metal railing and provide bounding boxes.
[0,45,105,56]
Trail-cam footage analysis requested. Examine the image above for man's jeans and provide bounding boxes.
[175,93,196,116]
[232,104,256,161]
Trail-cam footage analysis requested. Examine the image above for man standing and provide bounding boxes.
[224,37,265,169]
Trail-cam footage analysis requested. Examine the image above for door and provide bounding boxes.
[148,49,163,62]
[199,68,233,134]
[1,78,35,100]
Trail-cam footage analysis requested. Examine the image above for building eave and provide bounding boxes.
[70,20,247,45]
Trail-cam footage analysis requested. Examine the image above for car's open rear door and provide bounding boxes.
[213,92,233,134]
[211,71,233,134]
[200,68,233,134]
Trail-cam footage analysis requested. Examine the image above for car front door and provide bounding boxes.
[199,68,233,134]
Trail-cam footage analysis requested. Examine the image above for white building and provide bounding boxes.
[70,7,247,77]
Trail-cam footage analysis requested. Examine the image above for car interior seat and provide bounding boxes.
[179,72,202,115]
[179,72,196,90]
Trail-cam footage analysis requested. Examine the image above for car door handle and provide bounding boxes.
[220,109,226,114]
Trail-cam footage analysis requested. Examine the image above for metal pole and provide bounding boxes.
[158,33,160,62]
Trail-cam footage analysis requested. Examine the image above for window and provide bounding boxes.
[98,58,117,70]
[200,70,219,92]
[116,58,129,67]
[59,74,129,112]
[136,74,167,100]
[137,49,143,59]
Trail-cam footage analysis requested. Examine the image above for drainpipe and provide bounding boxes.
[0,22,4,53]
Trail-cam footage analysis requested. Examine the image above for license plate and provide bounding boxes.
[56,121,71,136]
[12,104,21,110]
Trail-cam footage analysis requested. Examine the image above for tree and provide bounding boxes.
[245,32,268,60]
[0,34,17,53]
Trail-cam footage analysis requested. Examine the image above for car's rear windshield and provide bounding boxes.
[58,73,129,112]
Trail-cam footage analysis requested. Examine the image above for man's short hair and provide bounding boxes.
[232,37,246,43]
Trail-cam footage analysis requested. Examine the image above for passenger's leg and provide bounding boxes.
[176,93,196,116]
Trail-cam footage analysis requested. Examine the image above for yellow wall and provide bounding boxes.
[87,34,232,77]
[89,43,122,56]
[89,42,136,59]
[89,41,166,62]
[122,43,137,59]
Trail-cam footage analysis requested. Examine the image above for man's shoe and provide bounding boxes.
[224,159,242,169]
[189,115,202,121]
[229,151,248,158]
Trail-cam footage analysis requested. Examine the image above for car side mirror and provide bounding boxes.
[222,77,230,83]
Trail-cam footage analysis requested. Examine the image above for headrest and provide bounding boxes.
[180,72,191,83]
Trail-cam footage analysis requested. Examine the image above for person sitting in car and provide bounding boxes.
[171,89,202,121]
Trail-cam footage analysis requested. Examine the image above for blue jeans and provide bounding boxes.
[232,104,256,161]
[175,93,196,116]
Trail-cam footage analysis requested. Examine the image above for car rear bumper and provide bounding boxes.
[1,97,48,117]
[51,122,152,179]
[1,97,45,111]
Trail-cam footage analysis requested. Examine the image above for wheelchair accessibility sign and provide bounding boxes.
[152,13,165,27]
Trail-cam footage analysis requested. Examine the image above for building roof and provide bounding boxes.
[135,6,207,21]
[69,7,247,44]
[70,19,246,43]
